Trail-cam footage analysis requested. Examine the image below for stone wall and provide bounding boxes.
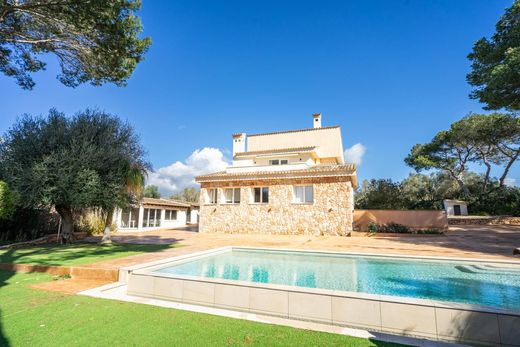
[199,177,354,236]
[448,216,520,226]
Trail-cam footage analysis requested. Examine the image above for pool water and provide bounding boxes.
[155,248,520,311]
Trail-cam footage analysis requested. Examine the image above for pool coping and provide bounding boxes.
[122,247,520,346]
[121,246,520,316]
[79,282,467,347]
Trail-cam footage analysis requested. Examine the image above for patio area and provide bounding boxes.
[83,224,520,272]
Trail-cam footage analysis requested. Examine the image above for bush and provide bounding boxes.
[0,207,60,242]
[416,228,444,235]
[74,209,105,235]
[367,222,380,233]
[383,222,410,233]
[366,222,410,233]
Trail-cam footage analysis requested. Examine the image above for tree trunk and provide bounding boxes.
[483,159,492,192]
[55,205,74,244]
[101,208,114,243]
[499,150,520,187]
[449,170,470,196]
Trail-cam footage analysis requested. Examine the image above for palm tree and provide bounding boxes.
[101,162,147,243]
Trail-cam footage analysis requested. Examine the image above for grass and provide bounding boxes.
[0,243,174,266]
[0,271,403,347]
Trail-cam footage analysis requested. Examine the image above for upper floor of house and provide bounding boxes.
[228,114,345,174]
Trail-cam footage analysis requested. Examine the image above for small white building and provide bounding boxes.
[114,197,199,232]
[443,199,468,216]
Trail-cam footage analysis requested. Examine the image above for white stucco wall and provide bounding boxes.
[443,200,468,216]
[115,206,188,232]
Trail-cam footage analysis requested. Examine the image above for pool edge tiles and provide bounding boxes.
[124,247,520,346]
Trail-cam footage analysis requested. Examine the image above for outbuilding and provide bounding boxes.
[443,199,468,216]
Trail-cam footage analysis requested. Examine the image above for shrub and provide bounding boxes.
[383,222,410,233]
[74,209,105,235]
[0,207,60,242]
[416,228,444,235]
[366,222,410,233]
[367,222,380,233]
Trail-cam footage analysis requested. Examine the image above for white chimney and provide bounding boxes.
[232,133,246,156]
[313,113,322,128]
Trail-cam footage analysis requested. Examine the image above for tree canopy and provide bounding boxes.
[0,180,17,220]
[355,173,520,215]
[405,113,520,195]
[0,0,151,89]
[170,187,199,203]
[467,0,520,110]
[0,109,149,242]
[143,185,160,199]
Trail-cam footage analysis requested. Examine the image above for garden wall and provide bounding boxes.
[353,210,448,231]
[448,216,520,226]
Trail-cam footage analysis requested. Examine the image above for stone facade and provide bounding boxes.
[199,177,354,236]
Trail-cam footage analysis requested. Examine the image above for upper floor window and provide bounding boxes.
[224,188,241,204]
[165,210,178,220]
[293,185,313,204]
[269,159,288,165]
[207,188,218,204]
[253,187,269,203]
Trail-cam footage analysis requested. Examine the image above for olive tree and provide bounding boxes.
[0,109,149,243]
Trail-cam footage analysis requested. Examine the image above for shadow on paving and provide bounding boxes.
[383,225,520,258]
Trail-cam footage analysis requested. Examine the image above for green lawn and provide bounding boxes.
[0,271,402,347]
[0,243,174,266]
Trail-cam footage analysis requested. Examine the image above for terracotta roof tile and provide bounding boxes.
[195,164,357,187]
[142,197,191,208]
[233,146,317,158]
[246,125,340,137]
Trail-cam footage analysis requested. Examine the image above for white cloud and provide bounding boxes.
[344,143,366,165]
[504,177,517,187]
[147,147,230,196]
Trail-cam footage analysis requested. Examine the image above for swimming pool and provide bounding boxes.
[153,248,520,311]
[125,247,520,345]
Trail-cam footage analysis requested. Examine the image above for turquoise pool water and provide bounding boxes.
[155,248,520,311]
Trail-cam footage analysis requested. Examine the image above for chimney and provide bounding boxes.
[232,133,246,156]
[313,113,322,128]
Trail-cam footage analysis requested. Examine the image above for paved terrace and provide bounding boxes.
[84,224,520,272]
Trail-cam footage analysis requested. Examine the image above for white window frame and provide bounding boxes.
[293,185,314,204]
[207,188,218,204]
[269,159,289,165]
[164,210,178,221]
[224,188,241,204]
[252,187,269,204]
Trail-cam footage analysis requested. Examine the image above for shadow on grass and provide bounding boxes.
[0,240,176,346]
[0,252,13,346]
[0,242,175,266]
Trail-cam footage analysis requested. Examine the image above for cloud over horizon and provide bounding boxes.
[147,147,230,196]
[344,143,366,166]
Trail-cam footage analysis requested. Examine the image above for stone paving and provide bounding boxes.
[85,224,520,272]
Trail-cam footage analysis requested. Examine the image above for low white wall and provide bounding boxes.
[127,273,518,346]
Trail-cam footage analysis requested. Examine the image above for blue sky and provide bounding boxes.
[0,0,516,195]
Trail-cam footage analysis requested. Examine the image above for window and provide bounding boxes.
[120,207,139,229]
[165,210,177,220]
[269,159,288,165]
[293,185,313,203]
[207,189,218,204]
[224,188,240,204]
[143,208,161,228]
[253,187,269,203]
